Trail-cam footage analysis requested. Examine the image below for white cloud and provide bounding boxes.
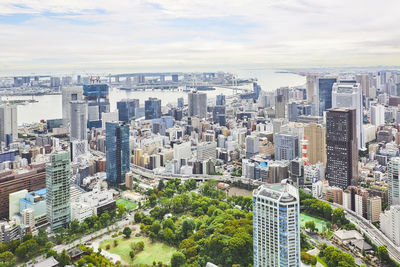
[0,0,400,74]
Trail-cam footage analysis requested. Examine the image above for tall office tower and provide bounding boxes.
[172,74,179,83]
[188,91,207,118]
[213,106,226,125]
[117,99,139,123]
[70,100,88,141]
[356,74,370,97]
[388,157,400,206]
[50,77,61,88]
[245,136,259,159]
[83,83,110,128]
[304,123,327,166]
[326,108,358,189]
[275,89,287,119]
[288,102,299,122]
[62,86,83,125]
[380,205,400,246]
[317,77,337,116]
[332,81,365,149]
[177,97,184,109]
[216,94,226,106]
[145,98,162,120]
[0,104,17,146]
[274,133,299,161]
[306,75,317,103]
[106,122,130,185]
[46,151,70,231]
[77,75,81,85]
[370,104,385,127]
[253,182,300,267]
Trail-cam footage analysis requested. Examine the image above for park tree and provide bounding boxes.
[117,204,126,218]
[171,252,186,267]
[35,228,48,246]
[57,250,71,267]
[100,211,111,227]
[163,228,175,244]
[129,250,135,261]
[70,219,80,234]
[15,239,38,260]
[305,221,316,232]
[377,245,390,263]
[0,251,16,267]
[134,212,144,223]
[150,221,161,235]
[149,193,158,206]
[123,227,132,238]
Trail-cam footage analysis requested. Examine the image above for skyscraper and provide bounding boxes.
[117,99,139,123]
[356,74,370,97]
[70,100,88,141]
[188,91,207,118]
[106,122,130,185]
[317,77,337,116]
[304,123,327,166]
[145,98,162,120]
[388,157,400,207]
[306,75,317,103]
[326,108,358,189]
[61,86,83,126]
[216,94,226,106]
[0,104,17,146]
[83,83,110,128]
[46,151,70,231]
[332,81,364,149]
[253,182,300,267]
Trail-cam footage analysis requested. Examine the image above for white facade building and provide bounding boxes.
[62,86,83,125]
[253,182,300,267]
[370,104,385,127]
[388,157,400,206]
[70,100,88,141]
[196,142,217,162]
[355,194,364,217]
[332,81,364,149]
[380,205,400,246]
[173,142,192,161]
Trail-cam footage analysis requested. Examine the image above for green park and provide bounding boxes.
[300,213,330,233]
[116,198,138,211]
[100,236,176,265]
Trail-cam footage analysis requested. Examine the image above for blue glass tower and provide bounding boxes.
[145,98,161,120]
[216,94,226,106]
[83,83,110,128]
[317,77,337,116]
[117,99,139,123]
[106,122,130,185]
[177,97,184,109]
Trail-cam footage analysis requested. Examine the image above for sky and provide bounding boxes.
[1,0,400,75]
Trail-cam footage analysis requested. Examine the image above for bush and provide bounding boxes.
[105,244,110,250]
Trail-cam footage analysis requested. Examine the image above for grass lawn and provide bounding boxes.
[116,198,138,211]
[100,236,176,264]
[300,213,330,233]
[316,256,328,267]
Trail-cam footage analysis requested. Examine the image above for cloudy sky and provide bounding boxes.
[0,0,400,74]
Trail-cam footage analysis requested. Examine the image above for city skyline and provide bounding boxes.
[1,0,400,74]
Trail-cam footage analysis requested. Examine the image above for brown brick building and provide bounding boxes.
[0,164,46,219]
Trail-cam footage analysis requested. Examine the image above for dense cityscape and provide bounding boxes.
[0,70,399,267]
[2,0,400,266]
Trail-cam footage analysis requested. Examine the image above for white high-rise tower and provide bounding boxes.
[332,81,364,150]
[253,182,300,267]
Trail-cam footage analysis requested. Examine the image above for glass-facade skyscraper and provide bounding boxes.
[253,182,300,267]
[117,99,139,123]
[106,122,130,185]
[83,83,109,128]
[46,151,70,231]
[145,98,162,120]
[317,77,337,116]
